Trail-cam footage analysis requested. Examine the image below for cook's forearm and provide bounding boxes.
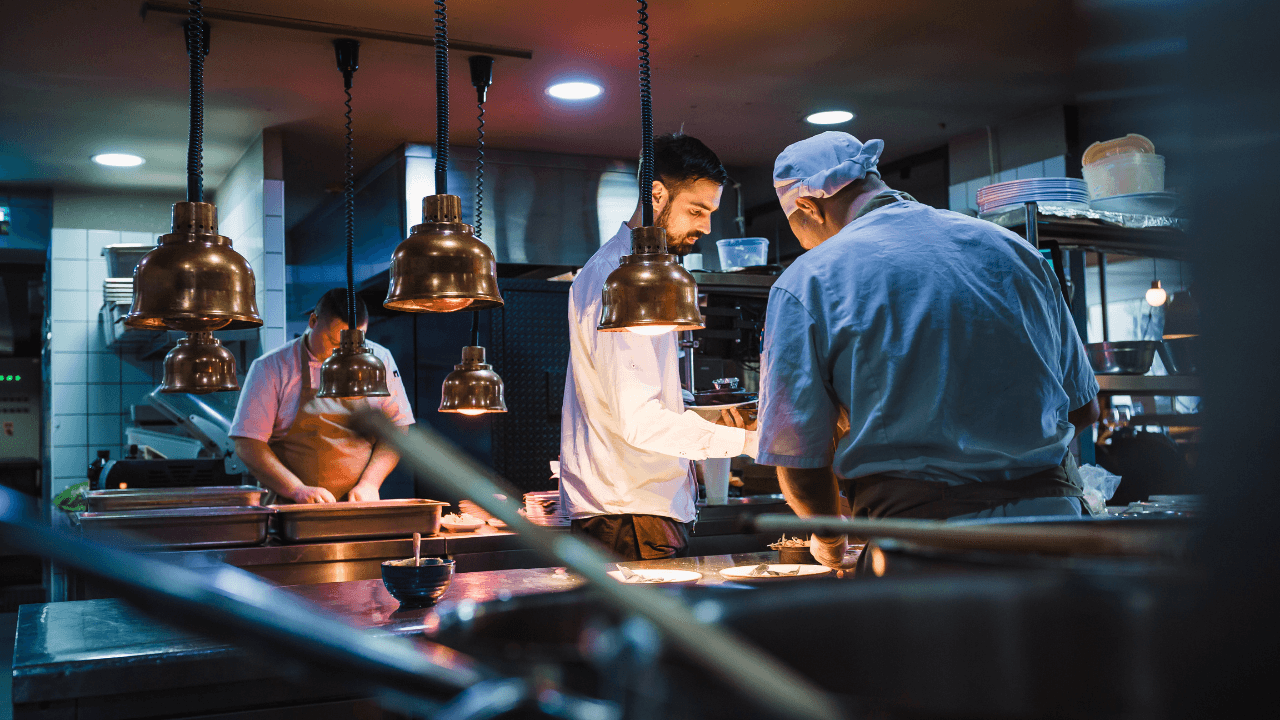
[355,439,400,489]
[777,465,843,518]
[233,438,306,498]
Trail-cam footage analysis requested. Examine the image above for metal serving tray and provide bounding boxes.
[77,506,275,549]
[85,485,267,513]
[270,499,447,543]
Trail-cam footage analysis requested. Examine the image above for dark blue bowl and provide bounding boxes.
[381,557,455,607]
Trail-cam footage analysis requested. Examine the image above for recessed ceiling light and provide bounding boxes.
[92,153,145,167]
[806,110,855,125]
[546,82,602,101]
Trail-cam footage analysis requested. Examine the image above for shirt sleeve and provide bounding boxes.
[756,287,841,468]
[229,356,280,442]
[380,351,416,426]
[595,329,750,460]
[1057,292,1100,410]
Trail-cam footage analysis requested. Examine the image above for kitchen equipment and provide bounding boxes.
[716,237,769,271]
[101,244,154,279]
[84,485,266,512]
[381,557,454,607]
[1089,190,1180,216]
[1083,152,1166,200]
[720,564,832,582]
[692,377,756,406]
[92,457,247,490]
[702,458,731,505]
[608,567,702,585]
[1085,340,1161,374]
[1160,336,1201,374]
[413,531,422,565]
[1082,133,1156,165]
[0,358,41,463]
[778,545,817,564]
[76,506,274,548]
[523,490,571,527]
[976,178,1090,215]
[271,499,446,542]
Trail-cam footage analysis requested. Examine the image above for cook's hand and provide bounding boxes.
[809,533,849,569]
[292,485,337,504]
[718,407,758,432]
[347,482,380,502]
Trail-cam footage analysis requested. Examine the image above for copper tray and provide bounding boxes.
[270,499,447,543]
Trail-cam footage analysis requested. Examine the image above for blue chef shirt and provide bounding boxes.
[757,199,1098,485]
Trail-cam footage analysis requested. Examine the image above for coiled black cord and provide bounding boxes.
[344,83,356,330]
[434,0,449,195]
[637,0,653,226]
[475,99,485,238]
[185,0,206,203]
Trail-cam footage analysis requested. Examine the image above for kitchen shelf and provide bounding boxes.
[1094,374,1200,395]
[989,207,1190,260]
[100,302,260,358]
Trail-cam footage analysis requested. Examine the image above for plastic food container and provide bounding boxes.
[1082,153,1165,200]
[716,237,769,271]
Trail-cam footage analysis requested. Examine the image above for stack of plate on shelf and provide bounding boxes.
[522,490,571,527]
[103,278,134,306]
[976,178,1090,216]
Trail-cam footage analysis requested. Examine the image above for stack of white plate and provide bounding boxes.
[976,178,1090,215]
[522,490,571,527]
[103,278,134,306]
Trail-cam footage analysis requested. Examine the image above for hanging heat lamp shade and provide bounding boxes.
[596,1,703,335]
[384,0,502,314]
[316,38,391,400]
[126,201,261,332]
[384,195,503,312]
[318,328,391,399]
[598,226,704,333]
[159,332,239,394]
[439,346,507,415]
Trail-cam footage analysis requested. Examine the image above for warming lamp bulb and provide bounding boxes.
[1146,280,1167,307]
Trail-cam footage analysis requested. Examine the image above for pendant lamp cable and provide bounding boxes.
[637,0,653,226]
[470,311,480,346]
[434,0,449,195]
[184,0,208,203]
[336,39,360,333]
[475,98,485,239]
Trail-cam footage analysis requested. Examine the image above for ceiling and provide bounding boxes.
[2,0,1112,224]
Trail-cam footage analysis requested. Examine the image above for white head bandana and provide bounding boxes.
[773,131,885,217]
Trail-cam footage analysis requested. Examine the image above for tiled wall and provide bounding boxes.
[947,155,1069,214]
[48,227,162,495]
[218,135,287,351]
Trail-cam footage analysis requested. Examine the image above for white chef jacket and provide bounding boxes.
[560,223,755,522]
[757,200,1098,485]
[229,336,415,443]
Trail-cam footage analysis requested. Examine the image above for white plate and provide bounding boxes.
[1089,191,1179,216]
[440,514,486,532]
[608,568,703,585]
[719,564,833,582]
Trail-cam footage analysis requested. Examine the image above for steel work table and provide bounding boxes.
[11,551,827,719]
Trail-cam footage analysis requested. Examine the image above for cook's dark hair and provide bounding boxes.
[652,132,729,190]
[313,288,369,327]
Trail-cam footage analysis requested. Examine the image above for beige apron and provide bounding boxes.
[267,340,376,502]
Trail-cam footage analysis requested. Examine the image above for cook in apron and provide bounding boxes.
[267,341,377,503]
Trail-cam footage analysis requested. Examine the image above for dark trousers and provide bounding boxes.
[571,514,694,561]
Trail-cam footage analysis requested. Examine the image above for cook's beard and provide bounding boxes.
[656,203,702,256]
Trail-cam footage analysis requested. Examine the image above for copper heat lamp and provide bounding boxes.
[597,1,704,335]
[133,2,258,393]
[317,38,390,399]
[384,0,502,313]
[439,344,507,415]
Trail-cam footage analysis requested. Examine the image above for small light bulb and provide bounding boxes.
[626,325,677,336]
[457,408,487,416]
[1146,280,1167,307]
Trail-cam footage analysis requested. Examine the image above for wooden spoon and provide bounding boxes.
[412,532,421,567]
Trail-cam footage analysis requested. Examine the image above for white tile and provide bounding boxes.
[261,327,286,350]
[85,316,111,353]
[1016,161,1045,180]
[121,383,156,409]
[87,383,122,415]
[52,446,89,480]
[118,231,155,246]
[51,322,91,352]
[264,179,285,218]
[264,253,285,289]
[121,356,157,385]
[88,415,122,447]
[52,382,89,414]
[52,228,88,260]
[264,215,285,248]
[51,351,88,384]
[88,258,109,294]
[265,289,286,328]
[948,184,968,212]
[51,290,88,322]
[1044,155,1068,178]
[52,414,87,447]
[87,230,122,257]
[51,259,87,291]
[966,178,987,210]
[88,351,121,384]
[997,169,1018,183]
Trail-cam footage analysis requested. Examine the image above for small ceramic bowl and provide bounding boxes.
[381,557,455,607]
[777,545,816,564]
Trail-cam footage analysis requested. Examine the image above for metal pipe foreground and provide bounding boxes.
[354,410,846,720]
[0,487,604,720]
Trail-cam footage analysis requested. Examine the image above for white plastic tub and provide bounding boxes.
[1083,153,1165,200]
[716,237,769,271]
